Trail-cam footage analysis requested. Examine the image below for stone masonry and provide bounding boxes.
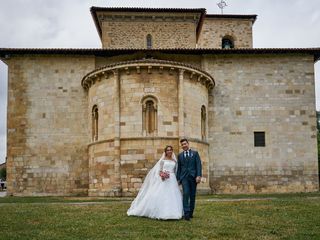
[205,54,318,193]
[96,10,203,49]
[198,17,254,48]
[6,56,94,196]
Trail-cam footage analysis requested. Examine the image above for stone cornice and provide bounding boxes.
[97,12,200,22]
[87,136,210,147]
[205,14,257,24]
[81,59,215,90]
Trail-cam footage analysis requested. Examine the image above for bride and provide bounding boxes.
[127,145,183,220]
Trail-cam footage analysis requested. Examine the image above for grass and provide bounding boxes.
[0,192,319,240]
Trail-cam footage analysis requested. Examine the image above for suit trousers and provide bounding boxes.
[181,175,197,216]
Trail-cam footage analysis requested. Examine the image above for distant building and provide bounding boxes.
[0,7,319,196]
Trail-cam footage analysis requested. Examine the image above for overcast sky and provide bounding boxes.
[0,0,319,164]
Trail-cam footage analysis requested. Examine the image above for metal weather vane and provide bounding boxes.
[217,0,227,14]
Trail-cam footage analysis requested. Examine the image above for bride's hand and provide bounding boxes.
[159,171,165,181]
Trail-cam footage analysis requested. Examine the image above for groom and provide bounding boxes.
[177,138,202,221]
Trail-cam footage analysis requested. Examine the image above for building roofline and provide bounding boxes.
[205,14,258,24]
[90,7,103,41]
[90,7,207,42]
[90,6,207,13]
[1,48,319,62]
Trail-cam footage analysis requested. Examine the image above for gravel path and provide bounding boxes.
[0,191,7,197]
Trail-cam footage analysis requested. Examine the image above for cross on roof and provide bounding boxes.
[217,0,227,14]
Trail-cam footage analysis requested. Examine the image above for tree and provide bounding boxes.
[317,111,320,131]
[318,132,320,183]
[0,167,6,181]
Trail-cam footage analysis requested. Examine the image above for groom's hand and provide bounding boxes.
[196,176,201,184]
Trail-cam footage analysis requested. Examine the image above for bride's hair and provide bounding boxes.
[164,145,173,156]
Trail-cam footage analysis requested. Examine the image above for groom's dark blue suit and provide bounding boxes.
[176,149,202,218]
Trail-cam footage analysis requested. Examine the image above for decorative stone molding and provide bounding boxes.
[81,59,215,90]
[88,137,180,149]
[87,137,210,147]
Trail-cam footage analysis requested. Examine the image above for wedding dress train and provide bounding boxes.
[127,154,183,220]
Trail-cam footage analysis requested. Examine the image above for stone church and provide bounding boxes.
[0,7,319,196]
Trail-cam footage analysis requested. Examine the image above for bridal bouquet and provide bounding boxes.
[160,171,170,181]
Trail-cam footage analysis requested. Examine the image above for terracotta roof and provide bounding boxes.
[1,48,320,62]
[90,7,206,43]
[205,14,257,24]
[90,7,207,13]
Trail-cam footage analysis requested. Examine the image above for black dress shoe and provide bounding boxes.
[184,214,190,221]
[190,215,193,218]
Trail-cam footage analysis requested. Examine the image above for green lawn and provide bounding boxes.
[0,192,319,240]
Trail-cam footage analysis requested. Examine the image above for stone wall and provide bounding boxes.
[120,69,179,138]
[198,18,253,48]
[88,72,115,140]
[101,18,197,49]
[95,54,203,70]
[184,78,209,139]
[88,73,116,196]
[204,54,319,193]
[6,55,95,196]
[88,140,117,196]
[5,52,318,196]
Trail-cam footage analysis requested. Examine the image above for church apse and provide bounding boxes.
[82,59,214,196]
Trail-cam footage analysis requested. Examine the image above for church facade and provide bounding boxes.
[1,7,319,196]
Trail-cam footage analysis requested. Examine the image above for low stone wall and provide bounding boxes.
[210,169,319,193]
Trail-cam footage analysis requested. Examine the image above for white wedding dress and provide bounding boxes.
[127,153,183,220]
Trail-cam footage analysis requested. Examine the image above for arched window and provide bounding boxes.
[92,105,98,141]
[222,36,234,49]
[201,105,206,140]
[142,96,158,135]
[146,34,152,49]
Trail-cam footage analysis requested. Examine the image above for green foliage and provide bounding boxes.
[0,167,6,181]
[316,111,320,131]
[0,193,319,240]
[318,132,320,178]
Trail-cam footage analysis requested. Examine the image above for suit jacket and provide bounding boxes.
[176,149,202,182]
